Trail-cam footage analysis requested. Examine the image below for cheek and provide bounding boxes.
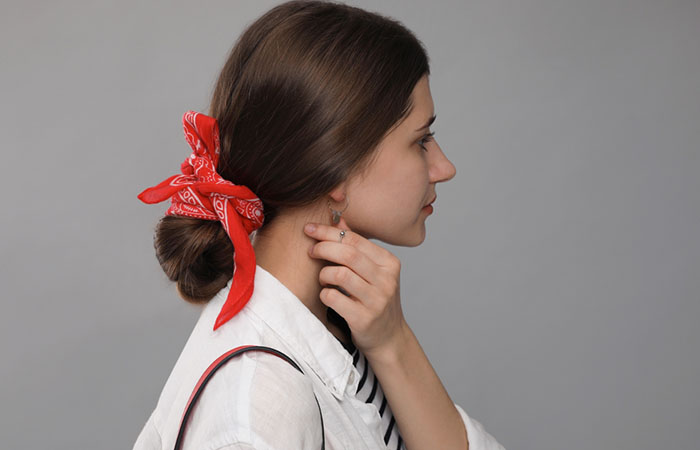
[379,177,425,219]
[351,150,427,212]
[350,178,397,224]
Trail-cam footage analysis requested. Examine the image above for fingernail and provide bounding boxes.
[305,223,316,233]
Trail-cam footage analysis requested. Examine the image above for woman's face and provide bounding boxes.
[343,75,456,246]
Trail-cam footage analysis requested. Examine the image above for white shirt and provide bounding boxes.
[133,264,506,450]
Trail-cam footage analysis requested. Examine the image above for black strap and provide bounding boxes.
[174,345,325,450]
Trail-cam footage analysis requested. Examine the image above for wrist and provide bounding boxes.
[364,320,414,367]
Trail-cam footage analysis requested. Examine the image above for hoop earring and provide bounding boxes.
[327,197,349,225]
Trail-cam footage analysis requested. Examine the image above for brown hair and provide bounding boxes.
[152,0,430,304]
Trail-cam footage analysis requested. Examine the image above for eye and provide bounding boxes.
[417,131,436,152]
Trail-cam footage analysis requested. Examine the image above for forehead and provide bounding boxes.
[372,76,434,145]
[355,76,435,174]
[403,76,435,131]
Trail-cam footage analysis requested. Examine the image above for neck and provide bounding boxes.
[251,211,351,345]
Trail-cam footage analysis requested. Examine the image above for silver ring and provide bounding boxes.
[339,229,346,243]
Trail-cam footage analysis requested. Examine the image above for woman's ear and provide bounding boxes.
[328,183,348,206]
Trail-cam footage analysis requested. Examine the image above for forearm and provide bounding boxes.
[364,321,468,450]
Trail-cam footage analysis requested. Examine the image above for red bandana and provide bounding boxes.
[137,111,264,331]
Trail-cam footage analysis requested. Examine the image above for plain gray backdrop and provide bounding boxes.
[1,0,698,449]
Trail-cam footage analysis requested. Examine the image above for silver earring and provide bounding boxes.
[327,197,349,225]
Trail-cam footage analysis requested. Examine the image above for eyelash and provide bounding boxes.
[418,131,436,152]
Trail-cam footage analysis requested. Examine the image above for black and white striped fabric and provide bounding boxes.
[336,337,406,450]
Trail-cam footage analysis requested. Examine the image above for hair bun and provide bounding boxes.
[153,215,234,304]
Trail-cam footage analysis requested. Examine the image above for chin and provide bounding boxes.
[373,224,427,247]
[352,214,428,246]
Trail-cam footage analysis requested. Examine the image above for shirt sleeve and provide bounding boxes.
[245,356,324,449]
[455,403,506,450]
[197,351,325,450]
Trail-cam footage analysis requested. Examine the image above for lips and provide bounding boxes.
[425,195,436,207]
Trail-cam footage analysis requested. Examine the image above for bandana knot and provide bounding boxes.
[137,110,264,331]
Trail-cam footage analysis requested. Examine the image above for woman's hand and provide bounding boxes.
[304,216,410,361]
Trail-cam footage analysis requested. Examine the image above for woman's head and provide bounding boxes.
[339,74,455,246]
[209,0,435,225]
[153,0,455,303]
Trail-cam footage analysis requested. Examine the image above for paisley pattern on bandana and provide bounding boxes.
[137,111,264,331]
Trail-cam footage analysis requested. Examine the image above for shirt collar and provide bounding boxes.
[214,264,355,400]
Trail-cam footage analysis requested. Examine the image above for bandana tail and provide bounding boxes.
[137,174,184,204]
[212,199,257,331]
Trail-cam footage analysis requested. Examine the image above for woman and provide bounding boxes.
[134,1,505,449]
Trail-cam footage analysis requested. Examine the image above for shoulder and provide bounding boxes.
[245,349,325,448]
[186,347,324,449]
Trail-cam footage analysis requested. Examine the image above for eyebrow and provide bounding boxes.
[415,114,436,132]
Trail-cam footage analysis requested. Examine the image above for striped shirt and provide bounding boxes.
[336,336,406,450]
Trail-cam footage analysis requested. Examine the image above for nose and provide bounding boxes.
[429,140,456,183]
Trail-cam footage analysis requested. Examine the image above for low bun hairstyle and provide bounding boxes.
[151,0,430,305]
[154,216,233,303]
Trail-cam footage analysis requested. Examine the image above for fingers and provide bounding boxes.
[318,264,375,305]
[303,221,395,268]
[308,239,379,288]
[303,218,400,311]
[318,281,362,327]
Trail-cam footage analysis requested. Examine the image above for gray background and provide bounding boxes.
[1,0,698,449]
